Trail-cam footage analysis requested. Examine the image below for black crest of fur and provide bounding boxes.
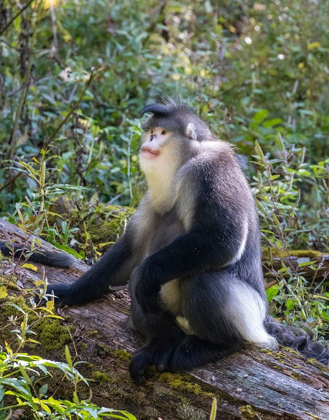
[140,103,172,117]
[140,98,195,115]
[0,241,73,268]
[141,99,214,141]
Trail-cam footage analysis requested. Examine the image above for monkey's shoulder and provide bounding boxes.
[175,142,252,213]
[178,141,241,183]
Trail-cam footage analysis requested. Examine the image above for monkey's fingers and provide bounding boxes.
[35,283,72,307]
[129,338,180,384]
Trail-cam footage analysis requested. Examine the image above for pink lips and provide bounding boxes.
[141,145,160,159]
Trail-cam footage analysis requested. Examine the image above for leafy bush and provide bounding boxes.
[0,347,136,419]
[254,140,329,337]
[1,0,329,212]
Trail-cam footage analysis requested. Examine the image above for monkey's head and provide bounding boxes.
[139,100,213,174]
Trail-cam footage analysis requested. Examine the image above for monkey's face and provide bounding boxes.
[140,127,173,161]
[139,126,183,177]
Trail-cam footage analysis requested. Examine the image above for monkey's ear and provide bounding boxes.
[186,123,197,141]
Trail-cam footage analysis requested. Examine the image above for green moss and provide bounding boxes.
[113,349,131,361]
[1,296,73,351]
[240,405,256,419]
[2,296,30,317]
[79,205,134,245]
[102,205,135,217]
[92,371,112,383]
[306,358,318,364]
[33,319,71,351]
[50,199,135,250]
[88,220,120,243]
[177,404,207,420]
[96,343,111,354]
[159,373,214,398]
[283,347,299,356]
[305,358,329,374]
[263,248,323,260]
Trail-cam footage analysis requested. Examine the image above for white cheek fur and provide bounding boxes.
[139,142,182,214]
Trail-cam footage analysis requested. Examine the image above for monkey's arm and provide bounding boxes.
[135,206,246,312]
[44,232,137,306]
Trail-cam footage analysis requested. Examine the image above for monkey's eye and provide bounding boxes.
[161,130,166,135]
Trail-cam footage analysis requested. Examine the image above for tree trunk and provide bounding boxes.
[1,219,329,420]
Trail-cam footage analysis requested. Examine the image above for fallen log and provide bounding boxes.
[263,249,329,287]
[0,219,329,420]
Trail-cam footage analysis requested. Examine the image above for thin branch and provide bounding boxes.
[0,0,34,36]
[265,279,277,290]
[43,69,99,150]
[0,172,22,193]
[8,76,53,98]
[8,0,43,160]
[1,69,100,193]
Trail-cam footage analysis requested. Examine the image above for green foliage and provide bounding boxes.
[0,347,136,419]
[0,278,136,419]
[209,398,217,420]
[254,141,329,336]
[1,0,329,212]
[253,138,329,251]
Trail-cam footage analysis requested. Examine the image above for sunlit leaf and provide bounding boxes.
[22,263,38,272]
[308,42,321,50]
[266,284,280,302]
[0,286,8,299]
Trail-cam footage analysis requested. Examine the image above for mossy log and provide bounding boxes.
[263,249,329,285]
[1,219,329,420]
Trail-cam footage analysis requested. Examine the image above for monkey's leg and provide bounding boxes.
[129,315,185,384]
[184,272,277,347]
[166,272,277,372]
[167,335,242,371]
[166,273,243,371]
[129,282,186,384]
[42,233,138,307]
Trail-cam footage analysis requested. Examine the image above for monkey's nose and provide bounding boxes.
[150,134,154,141]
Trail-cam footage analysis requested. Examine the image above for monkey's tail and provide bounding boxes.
[0,241,73,268]
[265,316,329,365]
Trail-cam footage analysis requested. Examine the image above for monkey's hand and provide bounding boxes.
[35,283,73,307]
[132,265,161,313]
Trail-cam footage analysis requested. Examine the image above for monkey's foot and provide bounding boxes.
[167,335,242,371]
[129,337,180,384]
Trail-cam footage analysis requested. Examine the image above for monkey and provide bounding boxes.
[0,241,73,268]
[5,100,328,383]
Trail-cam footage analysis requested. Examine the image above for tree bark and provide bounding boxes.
[1,219,329,420]
[263,250,329,285]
